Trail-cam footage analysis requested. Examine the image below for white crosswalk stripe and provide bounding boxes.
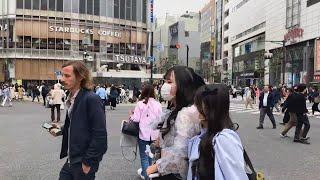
[229,103,320,118]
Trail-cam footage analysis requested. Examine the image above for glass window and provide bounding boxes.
[17,0,24,9]
[100,0,107,16]
[137,0,142,21]
[120,0,125,19]
[49,0,55,11]
[33,0,40,9]
[57,0,63,11]
[25,0,32,9]
[80,0,86,14]
[107,0,113,17]
[114,0,119,18]
[142,0,146,23]
[64,0,71,12]
[94,0,100,15]
[41,0,48,10]
[72,0,79,13]
[132,0,136,21]
[87,0,93,14]
[126,0,131,20]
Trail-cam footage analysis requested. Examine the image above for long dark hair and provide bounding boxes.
[194,84,234,179]
[162,66,205,135]
[139,84,156,104]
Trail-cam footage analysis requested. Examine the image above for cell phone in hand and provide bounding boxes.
[42,123,53,130]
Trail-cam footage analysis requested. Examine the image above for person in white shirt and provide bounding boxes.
[257,86,276,129]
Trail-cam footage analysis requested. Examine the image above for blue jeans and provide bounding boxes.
[138,139,152,180]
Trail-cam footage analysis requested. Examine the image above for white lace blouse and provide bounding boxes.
[154,105,201,179]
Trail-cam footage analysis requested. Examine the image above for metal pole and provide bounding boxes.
[186,45,189,67]
[282,41,286,85]
[150,31,154,82]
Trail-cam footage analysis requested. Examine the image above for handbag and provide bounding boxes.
[121,119,139,137]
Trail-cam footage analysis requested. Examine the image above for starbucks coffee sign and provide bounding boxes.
[114,54,148,64]
[49,26,121,38]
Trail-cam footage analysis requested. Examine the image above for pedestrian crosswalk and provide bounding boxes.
[229,102,320,119]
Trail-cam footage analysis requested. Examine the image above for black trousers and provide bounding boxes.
[51,104,61,122]
[59,162,97,180]
[294,113,310,140]
[42,95,46,106]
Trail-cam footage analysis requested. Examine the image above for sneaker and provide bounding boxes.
[137,168,145,180]
[256,126,263,129]
[280,133,288,138]
[293,139,311,145]
[301,137,310,141]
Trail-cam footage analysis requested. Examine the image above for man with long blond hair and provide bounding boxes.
[50,61,108,180]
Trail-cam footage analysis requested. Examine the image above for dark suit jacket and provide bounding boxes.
[287,92,308,114]
[259,92,275,109]
[60,88,108,167]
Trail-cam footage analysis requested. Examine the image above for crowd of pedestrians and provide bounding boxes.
[1,60,317,180]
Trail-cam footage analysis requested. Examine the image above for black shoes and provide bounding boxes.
[293,139,310,144]
[273,125,277,129]
[256,126,263,129]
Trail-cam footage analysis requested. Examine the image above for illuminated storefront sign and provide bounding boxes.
[49,26,121,38]
[114,54,148,64]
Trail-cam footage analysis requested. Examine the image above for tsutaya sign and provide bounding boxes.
[114,54,148,64]
[49,26,121,38]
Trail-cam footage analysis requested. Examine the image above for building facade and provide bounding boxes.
[226,0,267,87]
[168,12,201,73]
[153,14,177,74]
[265,0,320,86]
[0,0,157,87]
[200,0,215,82]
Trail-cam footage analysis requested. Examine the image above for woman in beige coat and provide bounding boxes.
[49,83,66,122]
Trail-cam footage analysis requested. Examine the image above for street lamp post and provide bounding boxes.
[186,44,189,67]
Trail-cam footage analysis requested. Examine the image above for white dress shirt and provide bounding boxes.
[263,92,269,107]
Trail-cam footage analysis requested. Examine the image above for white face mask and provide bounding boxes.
[161,83,174,101]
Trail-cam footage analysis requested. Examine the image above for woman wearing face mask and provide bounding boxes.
[146,66,205,180]
[187,84,248,180]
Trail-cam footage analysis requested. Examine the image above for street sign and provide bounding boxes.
[148,56,155,62]
[55,71,62,80]
[156,42,164,52]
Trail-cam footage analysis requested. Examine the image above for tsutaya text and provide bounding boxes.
[49,26,121,38]
[114,54,148,64]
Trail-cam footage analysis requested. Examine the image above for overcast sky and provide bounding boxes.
[154,0,209,21]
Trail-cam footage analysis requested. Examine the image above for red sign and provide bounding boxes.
[314,75,320,81]
[315,39,320,74]
[284,28,304,42]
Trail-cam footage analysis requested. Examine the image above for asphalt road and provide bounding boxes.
[1,100,320,180]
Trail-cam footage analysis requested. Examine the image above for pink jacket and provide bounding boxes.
[131,98,162,141]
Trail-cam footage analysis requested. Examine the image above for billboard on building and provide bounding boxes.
[314,39,320,81]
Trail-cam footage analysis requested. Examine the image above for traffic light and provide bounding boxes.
[170,43,181,49]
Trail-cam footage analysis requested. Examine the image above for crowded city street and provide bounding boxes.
[1,97,320,180]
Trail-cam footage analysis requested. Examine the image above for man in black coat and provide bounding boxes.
[290,84,310,144]
[50,61,108,180]
[257,86,277,129]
